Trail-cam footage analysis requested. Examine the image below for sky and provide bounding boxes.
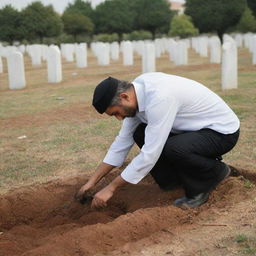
[0,0,105,13]
[0,0,185,13]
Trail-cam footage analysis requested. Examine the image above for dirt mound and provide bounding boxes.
[0,170,255,256]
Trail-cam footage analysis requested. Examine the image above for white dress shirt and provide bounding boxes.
[103,72,240,184]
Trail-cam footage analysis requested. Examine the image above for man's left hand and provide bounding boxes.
[91,186,114,208]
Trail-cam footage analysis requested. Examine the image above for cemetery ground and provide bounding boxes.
[0,48,256,256]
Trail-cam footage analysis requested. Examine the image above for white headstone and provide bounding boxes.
[47,46,62,83]
[7,52,26,90]
[122,41,133,66]
[110,42,119,61]
[142,43,155,73]
[61,44,75,62]
[76,43,87,68]
[221,36,237,89]
[0,56,3,73]
[29,44,42,66]
[209,36,221,64]
[198,36,208,57]
[98,43,110,66]
[253,35,256,65]
[234,33,243,48]
[175,41,188,66]
[167,39,177,62]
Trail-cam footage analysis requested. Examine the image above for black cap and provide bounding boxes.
[92,77,118,114]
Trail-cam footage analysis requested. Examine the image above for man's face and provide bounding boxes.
[105,104,137,120]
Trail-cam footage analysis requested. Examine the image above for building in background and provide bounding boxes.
[169,0,185,15]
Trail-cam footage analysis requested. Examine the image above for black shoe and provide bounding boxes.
[174,163,231,209]
[173,192,210,209]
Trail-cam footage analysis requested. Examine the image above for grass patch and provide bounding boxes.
[235,234,256,255]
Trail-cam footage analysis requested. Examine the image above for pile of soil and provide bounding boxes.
[0,169,255,256]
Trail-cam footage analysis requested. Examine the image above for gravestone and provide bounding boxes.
[209,36,221,64]
[98,43,110,66]
[253,35,256,65]
[7,52,26,89]
[221,36,237,89]
[110,42,119,61]
[61,44,74,62]
[76,43,87,68]
[198,36,208,57]
[175,41,188,66]
[0,56,3,73]
[28,44,42,66]
[142,43,155,73]
[234,34,243,48]
[167,39,177,63]
[122,41,133,66]
[47,46,62,83]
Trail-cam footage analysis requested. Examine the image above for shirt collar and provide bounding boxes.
[133,81,145,112]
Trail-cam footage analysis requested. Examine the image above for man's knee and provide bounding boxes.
[162,136,191,162]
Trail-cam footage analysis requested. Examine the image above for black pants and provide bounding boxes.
[133,123,240,197]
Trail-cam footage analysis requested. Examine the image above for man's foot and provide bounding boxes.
[173,192,210,209]
[173,163,231,209]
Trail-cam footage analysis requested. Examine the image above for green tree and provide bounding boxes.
[236,7,256,33]
[247,0,256,18]
[62,13,94,40]
[63,0,93,19]
[20,2,63,42]
[185,0,247,40]
[93,0,135,39]
[132,0,173,38]
[0,5,23,44]
[169,14,198,38]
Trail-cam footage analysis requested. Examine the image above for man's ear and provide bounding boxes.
[119,92,130,102]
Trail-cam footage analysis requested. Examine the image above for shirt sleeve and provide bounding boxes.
[103,116,141,167]
[121,96,179,184]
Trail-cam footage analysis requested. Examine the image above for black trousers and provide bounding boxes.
[133,123,240,197]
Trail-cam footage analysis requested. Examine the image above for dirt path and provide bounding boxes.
[0,169,255,256]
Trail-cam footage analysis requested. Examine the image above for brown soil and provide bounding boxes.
[0,103,106,129]
[1,169,256,256]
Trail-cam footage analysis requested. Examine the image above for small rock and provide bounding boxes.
[56,97,64,100]
[18,135,27,139]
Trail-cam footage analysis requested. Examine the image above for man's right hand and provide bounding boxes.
[75,182,94,201]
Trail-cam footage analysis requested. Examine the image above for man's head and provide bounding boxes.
[92,77,137,120]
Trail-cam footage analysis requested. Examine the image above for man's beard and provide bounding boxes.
[122,105,137,117]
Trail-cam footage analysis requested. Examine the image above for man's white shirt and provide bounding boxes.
[103,72,240,184]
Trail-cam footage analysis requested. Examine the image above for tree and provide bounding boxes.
[63,0,93,19]
[236,7,256,33]
[132,0,173,38]
[20,2,63,42]
[247,0,256,18]
[62,13,94,40]
[0,5,23,44]
[93,0,135,38]
[185,0,247,40]
[169,14,198,38]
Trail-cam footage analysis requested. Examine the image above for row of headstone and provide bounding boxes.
[3,45,63,89]
[1,33,254,90]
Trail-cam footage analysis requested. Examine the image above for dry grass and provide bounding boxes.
[0,47,255,193]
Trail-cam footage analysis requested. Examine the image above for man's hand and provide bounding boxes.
[91,186,114,208]
[75,182,94,201]
[91,175,127,208]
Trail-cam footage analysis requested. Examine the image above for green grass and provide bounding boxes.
[235,234,256,255]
